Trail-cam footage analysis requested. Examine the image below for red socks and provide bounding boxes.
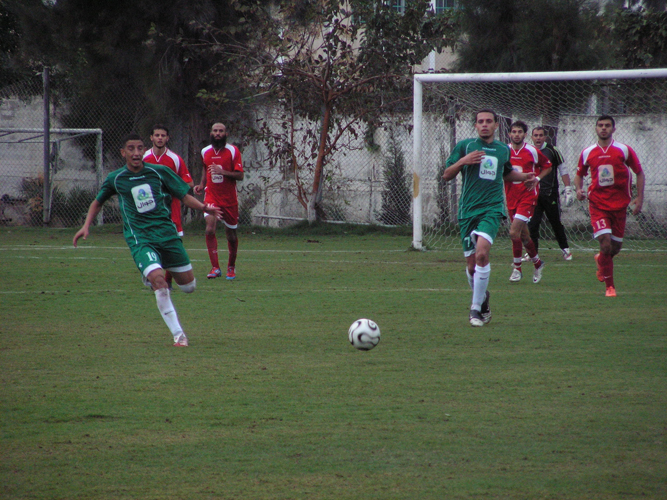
[206,233,220,268]
[227,239,238,268]
[598,252,615,288]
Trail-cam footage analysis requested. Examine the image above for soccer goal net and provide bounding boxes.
[412,69,667,252]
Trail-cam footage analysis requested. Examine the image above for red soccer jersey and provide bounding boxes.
[576,140,642,212]
[201,144,243,208]
[143,148,193,184]
[143,148,193,234]
[504,143,552,210]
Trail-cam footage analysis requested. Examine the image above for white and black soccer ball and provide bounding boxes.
[348,319,381,351]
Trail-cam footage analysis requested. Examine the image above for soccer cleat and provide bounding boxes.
[521,253,531,262]
[562,248,573,261]
[533,261,546,284]
[173,333,189,347]
[226,266,236,280]
[207,267,222,279]
[605,286,617,297]
[480,290,492,325]
[469,309,484,327]
[594,253,604,282]
[509,267,522,282]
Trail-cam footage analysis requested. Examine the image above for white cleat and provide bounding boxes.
[173,333,189,347]
[533,261,546,284]
[509,268,522,282]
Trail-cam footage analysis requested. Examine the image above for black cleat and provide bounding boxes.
[469,308,484,327]
[480,290,492,324]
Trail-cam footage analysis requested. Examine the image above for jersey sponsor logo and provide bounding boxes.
[479,156,498,180]
[212,174,225,184]
[131,183,157,213]
[129,176,146,180]
[598,164,614,187]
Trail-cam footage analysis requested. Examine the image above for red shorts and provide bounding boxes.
[589,204,627,241]
[508,197,536,223]
[205,203,239,229]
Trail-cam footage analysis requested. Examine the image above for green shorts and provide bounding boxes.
[459,212,504,257]
[128,237,192,277]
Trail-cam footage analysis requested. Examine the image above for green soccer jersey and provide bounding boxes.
[96,162,191,245]
[445,138,513,220]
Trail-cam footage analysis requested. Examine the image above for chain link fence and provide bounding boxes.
[5,68,664,254]
[239,107,413,227]
[0,72,414,230]
[414,72,667,252]
[1,75,110,227]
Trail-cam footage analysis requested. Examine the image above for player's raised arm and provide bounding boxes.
[73,199,103,247]
[208,163,244,181]
[181,194,223,220]
[504,169,536,187]
[443,150,486,182]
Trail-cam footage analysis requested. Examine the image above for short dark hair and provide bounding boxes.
[121,132,143,148]
[510,121,528,133]
[475,109,498,123]
[151,124,169,136]
[597,115,615,128]
[532,126,546,135]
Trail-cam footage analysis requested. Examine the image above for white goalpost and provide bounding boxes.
[412,68,667,251]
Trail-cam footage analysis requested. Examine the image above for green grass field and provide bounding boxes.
[2,225,666,499]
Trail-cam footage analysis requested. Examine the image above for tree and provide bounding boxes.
[188,0,459,221]
[0,4,29,88]
[379,130,411,226]
[454,0,611,73]
[607,7,667,68]
[5,0,269,157]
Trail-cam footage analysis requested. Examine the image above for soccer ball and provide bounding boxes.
[348,319,381,351]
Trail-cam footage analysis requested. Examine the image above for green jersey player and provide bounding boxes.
[443,110,537,327]
[74,133,222,346]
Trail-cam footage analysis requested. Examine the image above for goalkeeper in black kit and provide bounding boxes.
[526,127,574,261]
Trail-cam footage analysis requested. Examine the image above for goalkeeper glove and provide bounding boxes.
[564,186,574,207]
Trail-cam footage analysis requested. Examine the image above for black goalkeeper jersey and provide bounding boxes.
[537,143,565,198]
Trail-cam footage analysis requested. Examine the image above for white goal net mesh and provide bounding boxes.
[413,70,667,252]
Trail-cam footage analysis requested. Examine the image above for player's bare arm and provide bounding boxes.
[442,150,486,182]
[573,174,585,200]
[505,170,536,189]
[536,166,552,184]
[73,199,104,247]
[561,173,572,187]
[181,194,223,220]
[193,175,207,195]
[208,164,244,181]
[631,171,645,215]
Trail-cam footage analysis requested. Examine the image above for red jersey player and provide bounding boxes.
[143,124,194,289]
[194,122,244,280]
[143,125,194,237]
[573,115,645,297]
[504,121,552,284]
